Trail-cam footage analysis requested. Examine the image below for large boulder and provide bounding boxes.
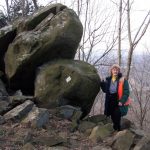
[0,25,16,72]
[17,3,67,32]
[34,59,100,117]
[4,4,83,94]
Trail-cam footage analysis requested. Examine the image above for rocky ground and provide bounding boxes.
[0,107,149,150]
[0,89,149,150]
[0,111,98,150]
[0,93,149,150]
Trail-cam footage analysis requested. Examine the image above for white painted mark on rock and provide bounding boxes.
[66,76,71,83]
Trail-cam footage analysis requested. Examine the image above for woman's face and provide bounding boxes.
[111,67,119,76]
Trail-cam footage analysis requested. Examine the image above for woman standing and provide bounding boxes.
[100,64,130,131]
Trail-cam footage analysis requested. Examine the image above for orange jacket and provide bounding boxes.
[118,77,131,106]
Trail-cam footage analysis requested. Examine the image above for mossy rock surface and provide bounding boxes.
[4,4,83,94]
[17,3,67,32]
[35,59,100,117]
[0,25,16,72]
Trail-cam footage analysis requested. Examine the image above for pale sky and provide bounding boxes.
[131,0,150,54]
[0,0,149,54]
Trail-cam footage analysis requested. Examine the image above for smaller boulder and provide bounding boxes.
[89,123,114,142]
[78,121,96,133]
[85,114,110,124]
[133,135,150,150]
[22,106,49,128]
[57,105,81,120]
[113,130,135,150]
[4,100,34,122]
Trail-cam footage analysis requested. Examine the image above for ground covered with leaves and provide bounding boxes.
[0,111,101,150]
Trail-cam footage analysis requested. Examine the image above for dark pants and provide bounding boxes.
[109,93,121,131]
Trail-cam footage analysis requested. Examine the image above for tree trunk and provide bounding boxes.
[5,0,10,21]
[118,0,122,66]
[32,0,38,10]
[126,46,133,79]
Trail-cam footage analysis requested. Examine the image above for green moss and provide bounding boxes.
[35,59,100,117]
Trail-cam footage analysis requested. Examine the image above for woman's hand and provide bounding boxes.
[118,102,123,106]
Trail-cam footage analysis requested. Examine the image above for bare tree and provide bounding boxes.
[129,52,150,130]
[118,0,122,66]
[72,0,118,66]
[126,0,150,79]
[5,0,10,21]
[90,91,105,116]
[21,0,25,16]
[4,0,39,22]
[32,0,38,10]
